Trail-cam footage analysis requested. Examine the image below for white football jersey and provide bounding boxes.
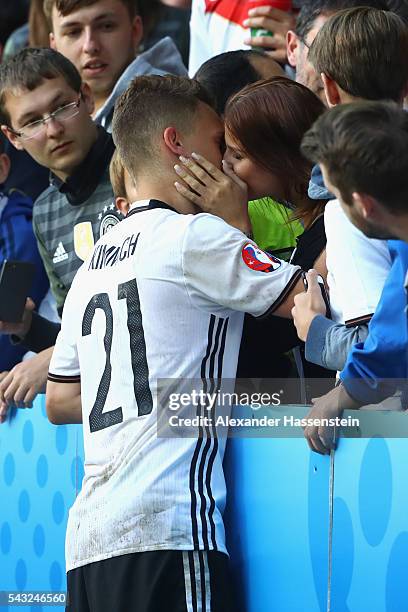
[49,200,301,571]
[324,200,392,326]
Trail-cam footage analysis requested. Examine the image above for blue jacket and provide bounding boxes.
[340,239,408,404]
[0,190,49,371]
[308,165,334,201]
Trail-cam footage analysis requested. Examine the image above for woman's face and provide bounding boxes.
[223,128,285,202]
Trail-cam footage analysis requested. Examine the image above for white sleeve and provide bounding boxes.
[182,214,302,317]
[324,200,392,325]
[48,282,80,383]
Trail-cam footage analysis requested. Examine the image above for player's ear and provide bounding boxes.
[163,127,185,157]
[81,83,95,117]
[0,152,11,183]
[130,14,143,52]
[1,125,24,151]
[321,73,341,108]
[115,196,130,216]
[286,30,299,68]
[352,192,376,220]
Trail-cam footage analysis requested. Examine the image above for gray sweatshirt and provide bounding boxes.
[95,37,188,131]
[305,315,369,372]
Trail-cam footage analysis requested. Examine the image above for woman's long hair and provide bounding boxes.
[224,76,326,224]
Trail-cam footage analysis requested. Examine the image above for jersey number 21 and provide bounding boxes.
[82,278,153,433]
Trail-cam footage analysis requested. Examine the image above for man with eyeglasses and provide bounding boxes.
[0,47,120,418]
[286,0,388,104]
[2,0,187,241]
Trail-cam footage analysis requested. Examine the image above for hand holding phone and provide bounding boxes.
[0,260,35,324]
[292,269,331,341]
[301,270,331,319]
[0,298,35,340]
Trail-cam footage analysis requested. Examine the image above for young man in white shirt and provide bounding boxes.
[306,7,408,329]
[293,101,408,455]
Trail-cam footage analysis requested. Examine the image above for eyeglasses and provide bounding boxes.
[9,96,82,141]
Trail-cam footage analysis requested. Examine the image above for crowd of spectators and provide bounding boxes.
[0,0,407,435]
[0,0,407,445]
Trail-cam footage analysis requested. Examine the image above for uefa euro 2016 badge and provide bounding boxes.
[242,242,282,273]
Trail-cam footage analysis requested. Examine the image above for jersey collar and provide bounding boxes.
[126,199,178,218]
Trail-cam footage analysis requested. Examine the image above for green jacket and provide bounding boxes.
[249,197,303,261]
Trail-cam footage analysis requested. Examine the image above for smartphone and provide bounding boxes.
[301,271,331,319]
[0,260,35,323]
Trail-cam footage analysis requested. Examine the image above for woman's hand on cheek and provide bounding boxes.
[173,152,251,234]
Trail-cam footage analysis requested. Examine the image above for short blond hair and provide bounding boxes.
[109,149,126,199]
[112,75,214,182]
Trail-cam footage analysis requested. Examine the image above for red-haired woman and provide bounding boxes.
[174,76,333,393]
